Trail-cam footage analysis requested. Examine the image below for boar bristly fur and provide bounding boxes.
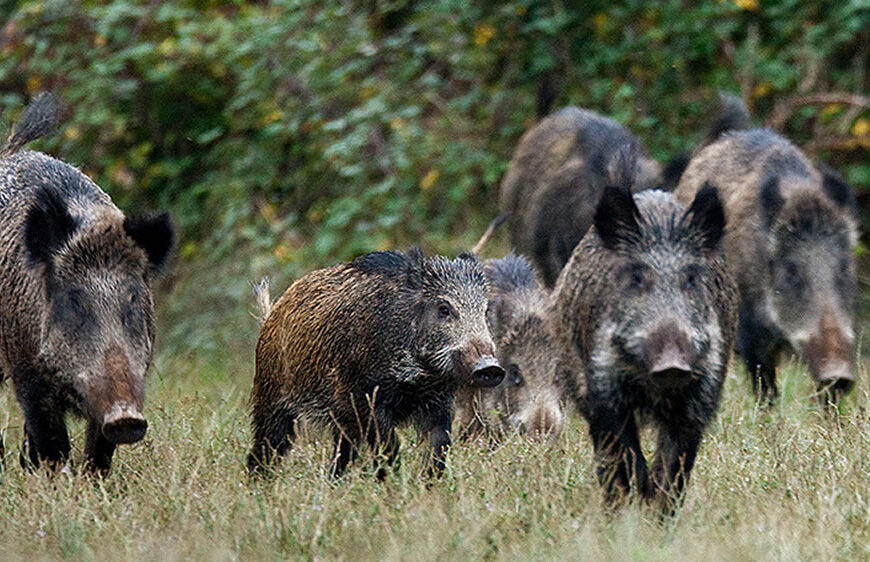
[553,184,737,513]
[455,253,566,439]
[500,107,665,287]
[248,248,504,478]
[676,96,858,404]
[0,93,174,475]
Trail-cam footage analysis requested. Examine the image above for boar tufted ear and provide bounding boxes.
[24,187,77,267]
[759,175,783,228]
[404,246,425,289]
[486,295,514,341]
[593,185,641,251]
[684,182,725,250]
[124,212,174,270]
[818,162,856,211]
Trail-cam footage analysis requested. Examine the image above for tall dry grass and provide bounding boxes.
[0,350,868,561]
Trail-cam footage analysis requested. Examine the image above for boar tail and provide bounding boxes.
[472,215,506,255]
[702,91,751,148]
[2,92,62,157]
[252,277,273,327]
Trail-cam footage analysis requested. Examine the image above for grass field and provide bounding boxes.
[1,339,869,560]
[1,245,870,561]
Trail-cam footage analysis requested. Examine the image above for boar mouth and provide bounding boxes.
[471,356,505,387]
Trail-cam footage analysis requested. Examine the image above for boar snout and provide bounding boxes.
[102,402,147,444]
[804,311,854,395]
[645,322,693,386]
[519,403,564,438]
[472,355,505,387]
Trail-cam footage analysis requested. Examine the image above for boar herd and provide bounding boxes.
[0,92,860,513]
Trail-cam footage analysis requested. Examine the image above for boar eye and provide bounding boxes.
[839,258,851,277]
[507,364,524,387]
[682,264,703,291]
[437,301,454,320]
[620,263,650,292]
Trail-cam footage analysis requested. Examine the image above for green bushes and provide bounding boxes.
[1,0,867,263]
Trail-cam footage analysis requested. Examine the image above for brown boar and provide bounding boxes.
[675,96,858,404]
[247,248,504,478]
[0,93,174,475]
[499,107,664,287]
[552,179,737,512]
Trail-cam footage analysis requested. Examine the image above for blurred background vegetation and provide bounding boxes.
[1,0,868,366]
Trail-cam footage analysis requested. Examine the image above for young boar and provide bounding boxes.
[552,183,737,511]
[247,248,505,478]
[0,93,174,475]
[675,97,858,404]
[500,107,664,287]
[454,254,566,439]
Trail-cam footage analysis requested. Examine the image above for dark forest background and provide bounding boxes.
[2,0,868,361]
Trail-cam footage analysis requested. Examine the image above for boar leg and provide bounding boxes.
[83,419,115,476]
[650,423,702,514]
[588,406,649,503]
[415,408,452,478]
[332,427,360,478]
[363,413,400,480]
[19,408,70,470]
[737,300,780,404]
[14,368,70,470]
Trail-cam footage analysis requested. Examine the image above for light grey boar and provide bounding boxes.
[454,253,566,439]
[499,107,664,286]
[676,95,858,404]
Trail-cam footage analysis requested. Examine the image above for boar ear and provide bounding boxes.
[818,163,856,211]
[759,175,783,228]
[124,212,174,270]
[404,246,425,289]
[594,185,641,250]
[684,182,725,250]
[486,296,512,340]
[24,187,77,267]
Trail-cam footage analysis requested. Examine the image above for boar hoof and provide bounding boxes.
[471,356,505,387]
[102,403,147,444]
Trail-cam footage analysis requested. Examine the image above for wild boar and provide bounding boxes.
[0,93,174,475]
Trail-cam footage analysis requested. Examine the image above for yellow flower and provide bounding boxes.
[753,82,771,98]
[473,24,495,47]
[26,75,41,93]
[419,169,440,191]
[157,38,176,56]
[592,12,608,37]
[63,126,81,141]
[852,118,870,138]
[262,110,283,125]
[273,244,290,261]
[735,0,759,11]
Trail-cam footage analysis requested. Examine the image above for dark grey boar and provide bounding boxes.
[454,253,566,439]
[500,107,664,287]
[675,96,858,404]
[552,183,738,512]
[0,93,174,475]
[247,248,505,478]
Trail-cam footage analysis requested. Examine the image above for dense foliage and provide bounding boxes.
[2,0,869,357]
[2,0,868,264]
